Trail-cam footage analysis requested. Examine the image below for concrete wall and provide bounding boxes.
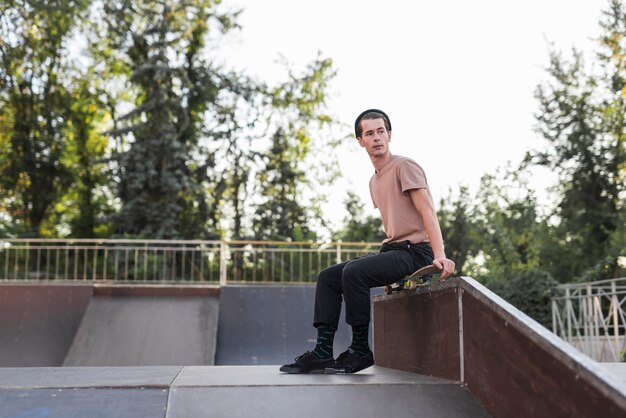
[373,277,626,418]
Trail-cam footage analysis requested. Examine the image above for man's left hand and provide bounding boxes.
[433,258,455,280]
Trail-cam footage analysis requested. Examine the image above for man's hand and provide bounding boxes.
[433,257,455,280]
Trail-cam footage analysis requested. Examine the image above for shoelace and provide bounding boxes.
[294,351,313,362]
[336,348,354,362]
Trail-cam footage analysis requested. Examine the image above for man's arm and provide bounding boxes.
[409,188,455,279]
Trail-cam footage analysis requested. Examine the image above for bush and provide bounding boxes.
[483,268,558,329]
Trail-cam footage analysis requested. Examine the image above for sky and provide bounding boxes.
[219,0,609,231]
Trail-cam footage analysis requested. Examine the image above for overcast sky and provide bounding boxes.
[219,0,609,231]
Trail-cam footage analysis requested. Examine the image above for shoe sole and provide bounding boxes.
[323,362,374,374]
[279,366,327,374]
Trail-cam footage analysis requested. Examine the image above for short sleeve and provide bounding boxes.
[399,159,428,194]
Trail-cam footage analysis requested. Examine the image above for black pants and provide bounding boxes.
[313,241,434,328]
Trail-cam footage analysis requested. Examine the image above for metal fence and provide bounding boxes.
[552,278,626,362]
[0,239,380,285]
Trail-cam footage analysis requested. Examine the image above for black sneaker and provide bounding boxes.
[324,348,374,374]
[279,351,335,374]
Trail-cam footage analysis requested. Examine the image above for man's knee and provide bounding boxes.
[317,264,341,287]
[341,260,366,287]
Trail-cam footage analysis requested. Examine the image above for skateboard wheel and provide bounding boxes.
[384,286,393,295]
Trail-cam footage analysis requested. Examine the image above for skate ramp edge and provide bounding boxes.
[373,276,626,418]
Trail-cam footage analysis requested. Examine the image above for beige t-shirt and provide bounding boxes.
[369,155,433,244]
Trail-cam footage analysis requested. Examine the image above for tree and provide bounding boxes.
[252,57,337,241]
[486,268,558,328]
[99,0,242,238]
[530,0,626,281]
[436,186,481,276]
[441,170,557,327]
[56,76,112,237]
[333,191,385,243]
[0,0,90,236]
[471,168,545,279]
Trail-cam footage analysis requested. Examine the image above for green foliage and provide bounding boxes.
[0,0,339,240]
[100,0,231,238]
[252,57,338,241]
[530,0,626,281]
[438,166,547,279]
[434,1,626,326]
[37,73,113,238]
[483,268,558,328]
[437,186,480,275]
[0,0,90,236]
[333,191,385,243]
[473,168,545,279]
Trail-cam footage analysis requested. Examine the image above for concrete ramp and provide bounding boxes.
[0,284,92,366]
[215,285,387,365]
[0,366,490,418]
[216,285,350,365]
[63,286,219,366]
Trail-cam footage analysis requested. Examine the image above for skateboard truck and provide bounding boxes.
[384,264,442,295]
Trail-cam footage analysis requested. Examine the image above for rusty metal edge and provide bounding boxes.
[457,275,626,405]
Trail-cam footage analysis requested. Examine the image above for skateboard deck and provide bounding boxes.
[384,264,442,295]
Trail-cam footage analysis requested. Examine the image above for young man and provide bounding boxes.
[280,109,455,374]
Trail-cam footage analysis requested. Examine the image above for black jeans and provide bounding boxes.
[313,241,434,328]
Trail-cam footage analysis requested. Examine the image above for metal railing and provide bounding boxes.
[0,239,380,285]
[552,278,626,362]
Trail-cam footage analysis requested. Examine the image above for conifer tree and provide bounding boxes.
[101,0,240,238]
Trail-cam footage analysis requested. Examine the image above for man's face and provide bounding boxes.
[357,118,391,157]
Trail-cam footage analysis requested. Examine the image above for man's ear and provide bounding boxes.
[357,137,365,147]
[387,130,392,141]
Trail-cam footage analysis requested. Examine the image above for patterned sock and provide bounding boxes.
[350,324,370,355]
[312,325,336,359]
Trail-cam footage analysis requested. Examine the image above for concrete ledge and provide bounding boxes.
[373,277,626,418]
[93,283,220,297]
[373,280,461,380]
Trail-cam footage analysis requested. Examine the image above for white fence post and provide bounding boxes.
[336,240,342,264]
[219,241,228,286]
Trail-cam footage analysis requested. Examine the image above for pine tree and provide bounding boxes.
[101,0,240,238]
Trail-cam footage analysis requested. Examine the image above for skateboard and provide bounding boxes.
[384,264,442,295]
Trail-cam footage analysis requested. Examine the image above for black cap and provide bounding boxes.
[354,109,392,138]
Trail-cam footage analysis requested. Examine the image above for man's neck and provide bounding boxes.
[371,152,392,173]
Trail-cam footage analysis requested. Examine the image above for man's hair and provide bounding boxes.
[354,109,392,138]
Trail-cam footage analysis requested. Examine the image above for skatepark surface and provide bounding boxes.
[0,365,490,418]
